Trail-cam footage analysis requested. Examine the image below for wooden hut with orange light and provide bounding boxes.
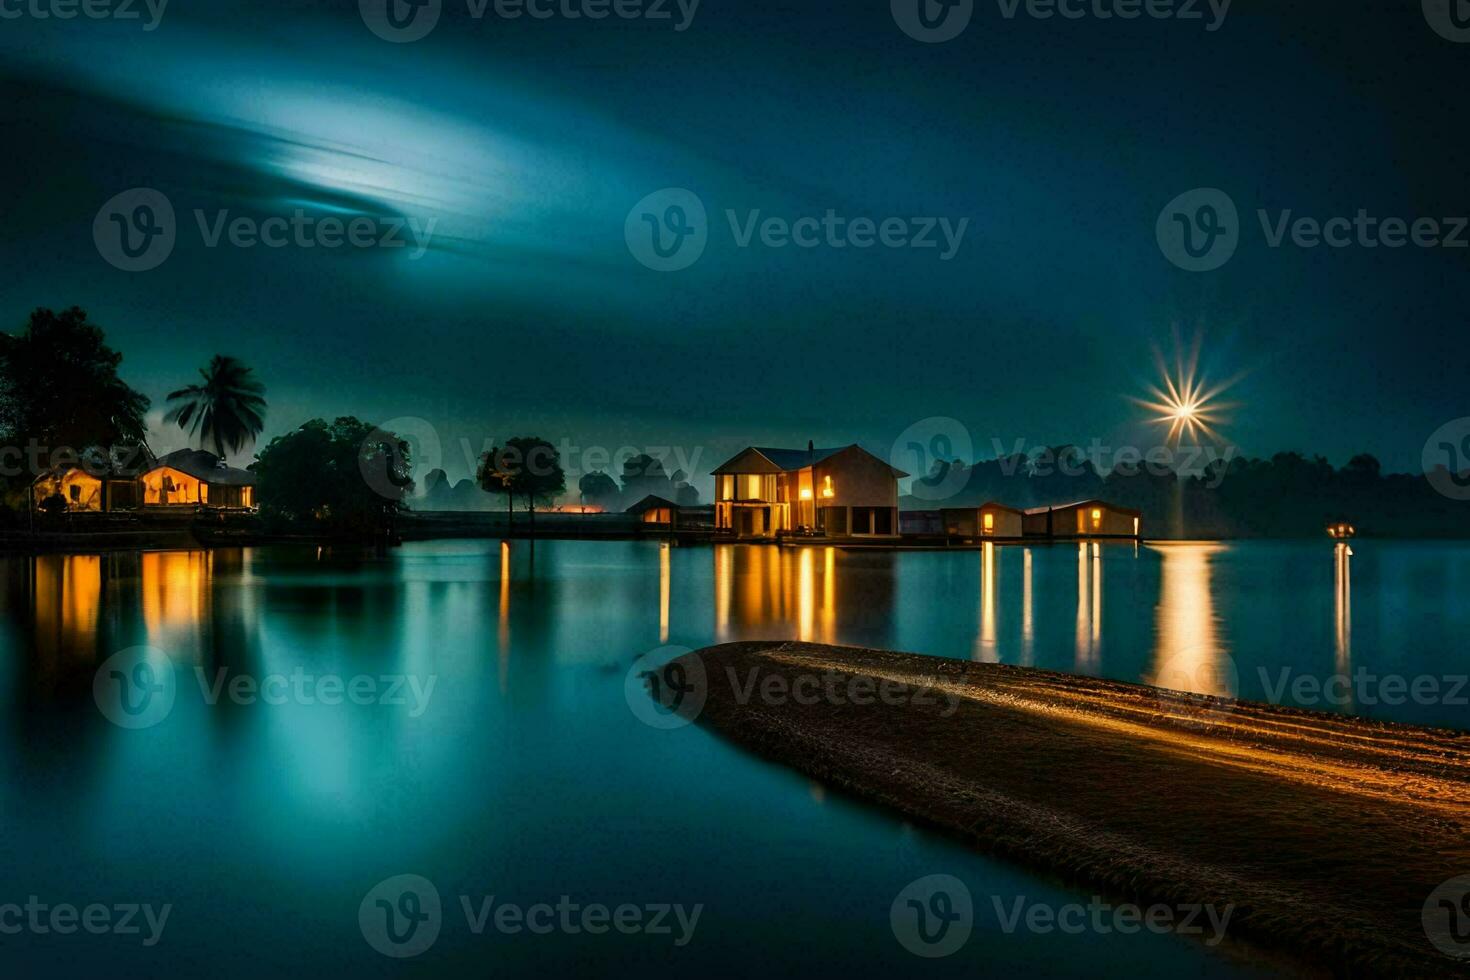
[141,449,257,510]
[30,463,144,513]
[942,502,1025,541]
[1023,500,1141,540]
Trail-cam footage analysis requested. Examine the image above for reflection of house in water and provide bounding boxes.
[713,544,894,644]
[141,551,214,638]
[28,554,102,664]
[1074,543,1101,670]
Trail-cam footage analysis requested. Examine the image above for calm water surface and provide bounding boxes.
[3,539,1468,977]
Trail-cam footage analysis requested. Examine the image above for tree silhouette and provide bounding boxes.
[252,417,410,534]
[0,307,150,480]
[578,470,619,510]
[165,355,267,458]
[479,437,567,536]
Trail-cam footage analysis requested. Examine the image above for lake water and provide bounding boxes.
[2,538,1468,977]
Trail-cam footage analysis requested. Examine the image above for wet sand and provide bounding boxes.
[660,641,1470,975]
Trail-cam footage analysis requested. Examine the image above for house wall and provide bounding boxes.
[984,507,1024,538]
[814,450,900,537]
[942,508,1024,539]
[143,467,207,505]
[34,471,105,511]
[1026,504,1140,538]
[715,448,901,539]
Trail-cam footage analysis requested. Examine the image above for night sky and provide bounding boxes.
[3,1,1467,494]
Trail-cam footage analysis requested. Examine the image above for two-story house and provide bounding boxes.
[711,443,906,540]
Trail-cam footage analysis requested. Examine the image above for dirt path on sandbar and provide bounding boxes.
[655,641,1470,975]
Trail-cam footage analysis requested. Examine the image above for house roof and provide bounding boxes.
[625,494,680,515]
[1024,499,1142,518]
[712,444,908,478]
[147,449,256,487]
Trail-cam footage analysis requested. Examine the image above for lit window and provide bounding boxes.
[799,487,813,500]
[821,475,834,498]
[1090,508,1102,529]
[983,512,994,532]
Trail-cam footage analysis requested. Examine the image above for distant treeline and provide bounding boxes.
[903,449,1469,538]
[417,452,700,514]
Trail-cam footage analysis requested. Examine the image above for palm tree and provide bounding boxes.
[165,355,267,458]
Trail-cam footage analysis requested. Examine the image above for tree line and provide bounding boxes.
[908,447,1468,538]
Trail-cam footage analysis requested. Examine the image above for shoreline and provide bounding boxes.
[659,641,1470,975]
[3,524,1467,556]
